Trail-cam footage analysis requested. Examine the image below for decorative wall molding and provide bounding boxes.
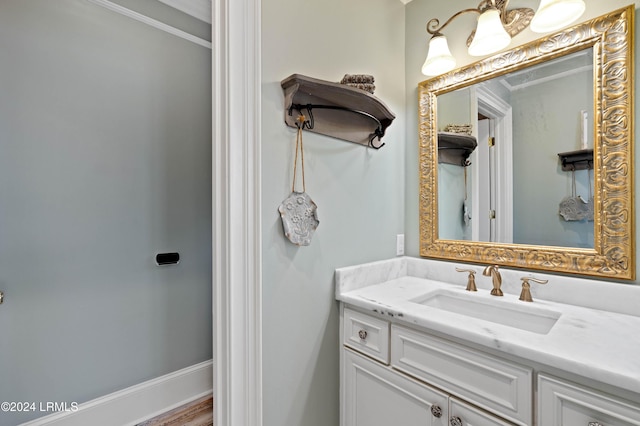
[19,361,213,426]
[212,0,263,426]
[86,0,212,49]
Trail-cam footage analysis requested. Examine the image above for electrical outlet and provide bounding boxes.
[396,234,405,256]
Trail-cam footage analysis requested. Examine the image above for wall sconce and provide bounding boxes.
[421,0,586,76]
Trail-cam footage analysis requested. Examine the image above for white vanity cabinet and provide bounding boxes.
[341,307,524,426]
[340,305,640,426]
[336,257,640,426]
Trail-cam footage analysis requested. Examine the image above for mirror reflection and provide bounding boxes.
[437,48,594,248]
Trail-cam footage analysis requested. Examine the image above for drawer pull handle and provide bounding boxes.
[588,423,603,426]
[358,330,368,340]
[450,416,463,426]
[430,405,442,418]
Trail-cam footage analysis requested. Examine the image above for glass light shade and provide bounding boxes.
[530,0,586,33]
[422,35,456,76]
[467,8,511,57]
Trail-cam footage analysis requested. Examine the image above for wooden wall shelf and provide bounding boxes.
[281,74,396,149]
[437,132,477,166]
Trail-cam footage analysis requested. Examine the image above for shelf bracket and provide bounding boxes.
[288,103,386,149]
[558,149,593,171]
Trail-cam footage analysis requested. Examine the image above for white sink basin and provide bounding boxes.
[413,289,561,334]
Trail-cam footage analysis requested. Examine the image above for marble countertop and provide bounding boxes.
[335,257,640,396]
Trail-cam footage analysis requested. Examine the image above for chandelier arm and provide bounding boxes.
[495,0,518,26]
[426,8,483,35]
[478,0,496,11]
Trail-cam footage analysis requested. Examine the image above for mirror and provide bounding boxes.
[437,48,594,247]
[419,6,635,280]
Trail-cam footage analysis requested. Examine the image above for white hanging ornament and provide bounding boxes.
[559,168,590,221]
[278,115,319,246]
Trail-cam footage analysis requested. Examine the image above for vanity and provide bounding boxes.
[336,7,639,425]
[336,257,640,426]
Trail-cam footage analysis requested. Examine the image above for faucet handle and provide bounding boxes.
[455,268,477,292]
[519,276,548,302]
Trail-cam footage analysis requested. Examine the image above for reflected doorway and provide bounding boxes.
[473,87,513,243]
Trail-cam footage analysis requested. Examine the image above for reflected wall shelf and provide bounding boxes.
[281,74,396,149]
[558,149,593,171]
[437,132,477,166]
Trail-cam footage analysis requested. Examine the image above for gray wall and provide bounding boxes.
[0,1,212,424]
[261,0,406,425]
[512,69,594,247]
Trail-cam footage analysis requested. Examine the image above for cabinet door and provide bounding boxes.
[449,397,517,426]
[538,374,640,426]
[343,349,448,426]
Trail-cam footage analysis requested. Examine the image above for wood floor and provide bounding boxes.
[135,395,213,426]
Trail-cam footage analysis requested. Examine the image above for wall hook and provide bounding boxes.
[288,104,313,130]
[289,103,386,149]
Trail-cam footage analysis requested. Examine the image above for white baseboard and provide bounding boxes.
[19,360,213,426]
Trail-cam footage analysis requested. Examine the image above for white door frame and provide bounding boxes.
[475,118,491,242]
[212,0,263,425]
[475,86,513,243]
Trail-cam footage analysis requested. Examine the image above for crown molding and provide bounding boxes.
[157,0,211,24]
[87,0,211,48]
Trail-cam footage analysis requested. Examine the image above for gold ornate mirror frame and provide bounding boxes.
[419,6,635,280]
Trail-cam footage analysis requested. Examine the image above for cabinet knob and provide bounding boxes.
[358,329,367,340]
[430,405,442,418]
[588,423,603,426]
[450,416,463,426]
[0,290,3,304]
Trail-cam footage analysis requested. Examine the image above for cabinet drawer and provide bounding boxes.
[538,374,640,426]
[391,325,532,426]
[450,397,517,426]
[343,307,390,364]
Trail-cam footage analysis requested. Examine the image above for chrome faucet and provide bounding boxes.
[482,265,503,296]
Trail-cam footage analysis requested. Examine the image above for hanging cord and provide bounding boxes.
[463,164,468,202]
[292,115,306,193]
[462,159,471,201]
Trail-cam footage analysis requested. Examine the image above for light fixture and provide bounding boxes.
[422,34,457,76]
[468,6,511,57]
[530,0,586,33]
[422,0,587,76]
